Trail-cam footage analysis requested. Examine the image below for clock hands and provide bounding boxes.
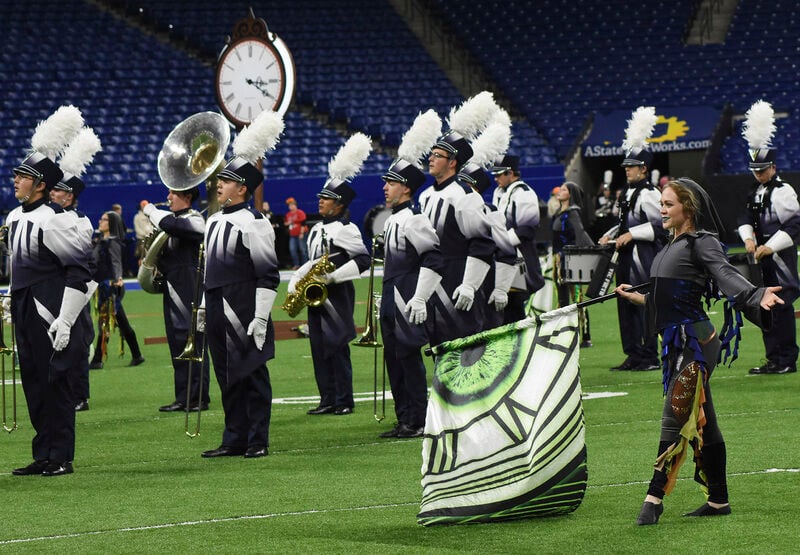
[245,77,276,100]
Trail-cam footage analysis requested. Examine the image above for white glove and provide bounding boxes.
[288,260,314,295]
[2,296,11,324]
[405,267,441,325]
[488,262,517,312]
[247,288,277,350]
[452,257,490,311]
[143,203,168,228]
[487,289,508,311]
[324,260,362,284]
[196,307,206,333]
[48,287,89,351]
[196,294,206,333]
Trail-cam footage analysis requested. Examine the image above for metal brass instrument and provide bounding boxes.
[176,244,207,438]
[352,234,385,422]
[281,231,336,317]
[0,293,17,433]
[139,112,230,293]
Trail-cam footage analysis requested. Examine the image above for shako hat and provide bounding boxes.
[383,109,441,192]
[620,106,656,168]
[217,110,284,192]
[318,132,372,208]
[14,105,84,190]
[742,100,777,171]
[55,126,102,199]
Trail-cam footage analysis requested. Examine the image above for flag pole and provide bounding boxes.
[576,282,649,309]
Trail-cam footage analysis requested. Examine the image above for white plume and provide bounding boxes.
[59,127,102,177]
[232,110,284,163]
[742,100,776,150]
[447,91,498,140]
[621,106,657,152]
[469,109,512,168]
[328,132,372,182]
[397,110,442,169]
[31,105,84,160]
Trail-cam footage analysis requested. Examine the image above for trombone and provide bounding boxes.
[0,293,17,433]
[175,244,207,438]
[353,234,385,422]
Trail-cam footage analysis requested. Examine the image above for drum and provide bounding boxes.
[561,246,612,284]
[728,252,763,287]
[363,204,391,240]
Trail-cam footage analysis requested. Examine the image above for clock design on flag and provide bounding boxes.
[215,11,296,128]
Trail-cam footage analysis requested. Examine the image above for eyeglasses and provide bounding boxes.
[430,152,450,160]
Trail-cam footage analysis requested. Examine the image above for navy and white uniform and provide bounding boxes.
[482,201,518,328]
[304,216,370,410]
[380,200,443,429]
[6,199,93,465]
[204,202,279,451]
[603,179,666,367]
[152,207,210,407]
[66,206,96,405]
[496,179,544,321]
[419,175,494,343]
[737,175,800,368]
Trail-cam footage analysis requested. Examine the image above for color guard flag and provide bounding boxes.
[418,305,587,525]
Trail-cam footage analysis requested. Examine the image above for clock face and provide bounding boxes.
[215,37,295,127]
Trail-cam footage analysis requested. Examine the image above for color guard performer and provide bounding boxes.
[291,134,372,416]
[199,110,283,459]
[7,106,95,476]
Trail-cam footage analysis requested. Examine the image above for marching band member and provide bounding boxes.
[199,110,283,459]
[378,111,443,439]
[599,107,667,371]
[456,109,517,329]
[489,153,544,322]
[291,134,372,416]
[50,127,102,411]
[7,106,94,476]
[738,100,800,375]
[419,94,495,343]
[143,188,210,413]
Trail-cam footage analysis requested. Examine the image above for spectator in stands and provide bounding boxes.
[284,197,308,269]
[133,200,154,266]
[546,186,561,218]
[262,201,290,268]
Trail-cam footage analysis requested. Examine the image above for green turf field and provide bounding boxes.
[0,278,797,553]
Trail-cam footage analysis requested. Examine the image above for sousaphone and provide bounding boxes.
[138,112,230,293]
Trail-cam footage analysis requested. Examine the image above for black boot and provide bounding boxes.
[126,329,144,366]
[90,336,104,369]
[684,442,730,516]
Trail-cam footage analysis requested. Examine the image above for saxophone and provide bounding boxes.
[281,252,336,317]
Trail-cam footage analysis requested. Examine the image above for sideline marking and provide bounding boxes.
[2,468,797,546]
